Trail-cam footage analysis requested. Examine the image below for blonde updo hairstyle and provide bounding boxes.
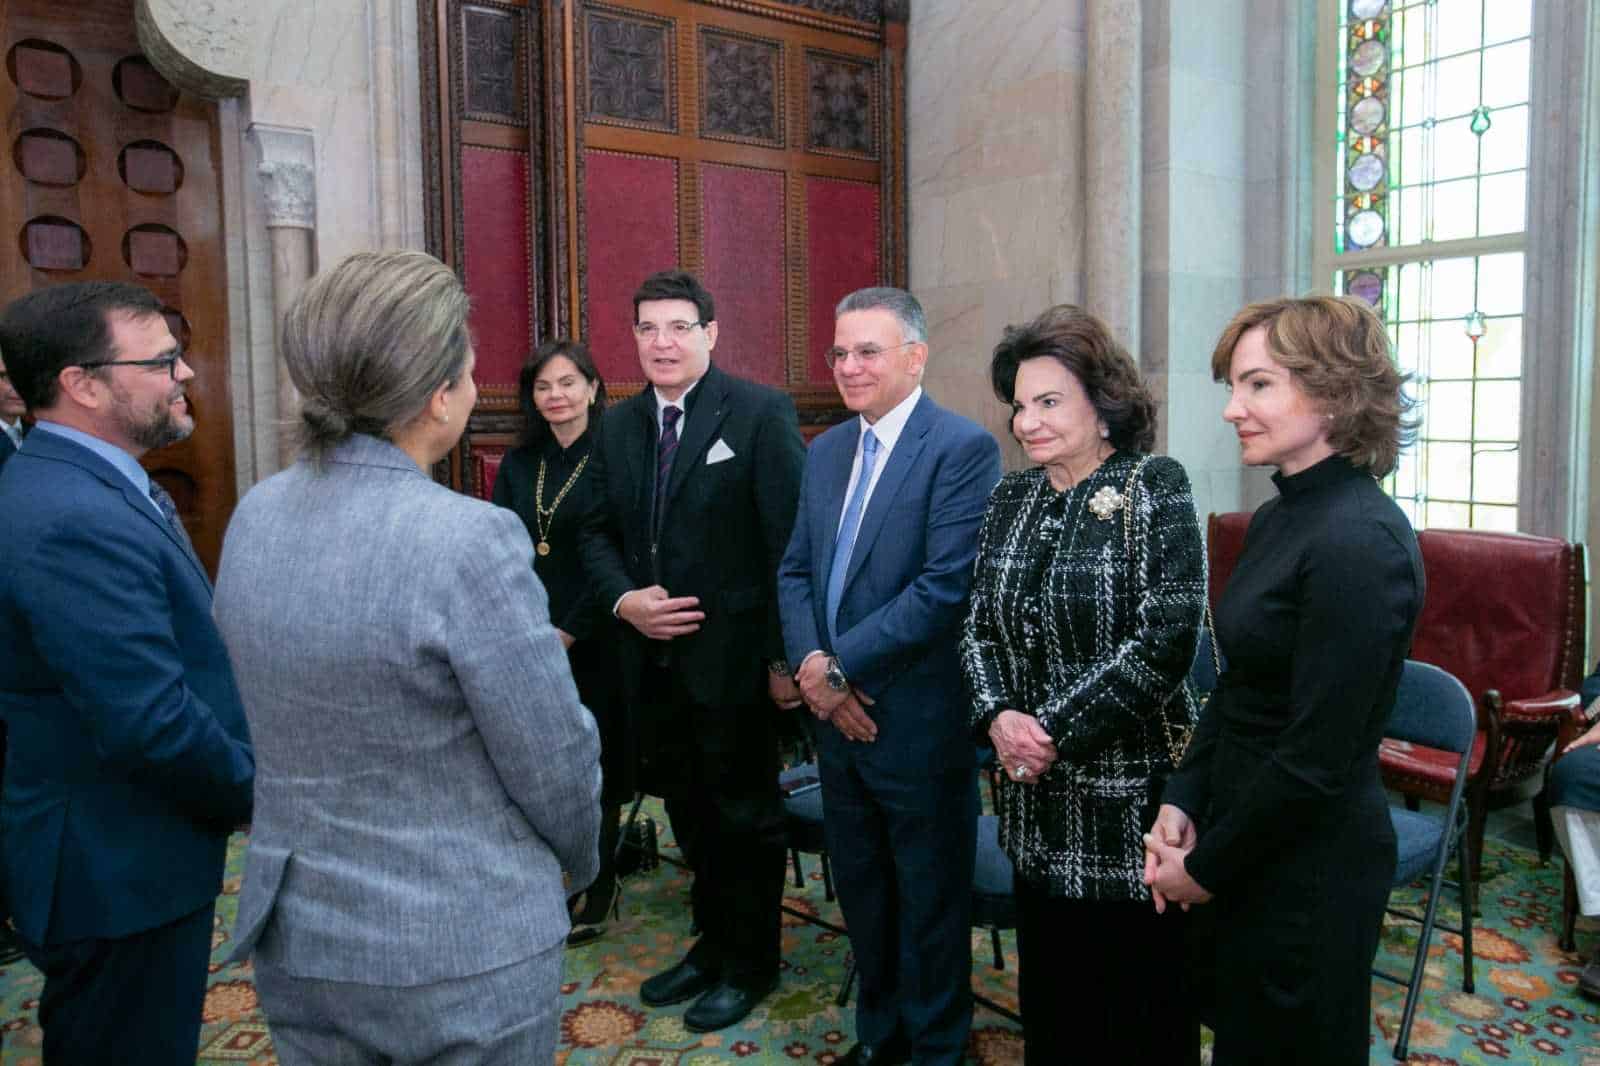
[1210,295,1416,477]
[280,250,472,465]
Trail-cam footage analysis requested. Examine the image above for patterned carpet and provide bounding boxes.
[1,805,1598,1064]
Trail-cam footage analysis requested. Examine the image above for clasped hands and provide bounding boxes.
[793,652,877,743]
[1142,803,1212,912]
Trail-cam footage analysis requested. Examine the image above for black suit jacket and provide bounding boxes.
[580,362,805,710]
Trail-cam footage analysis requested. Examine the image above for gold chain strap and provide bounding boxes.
[1122,457,1218,767]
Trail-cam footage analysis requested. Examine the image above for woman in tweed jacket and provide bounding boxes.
[960,304,1204,1065]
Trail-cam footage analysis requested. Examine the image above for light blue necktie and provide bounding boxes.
[826,428,880,640]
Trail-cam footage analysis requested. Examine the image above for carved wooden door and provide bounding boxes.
[0,0,235,573]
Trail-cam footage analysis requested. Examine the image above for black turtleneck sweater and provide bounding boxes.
[1165,454,1424,895]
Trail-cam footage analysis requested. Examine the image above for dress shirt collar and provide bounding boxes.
[653,378,700,428]
[30,420,154,502]
[855,385,922,455]
[1,416,21,447]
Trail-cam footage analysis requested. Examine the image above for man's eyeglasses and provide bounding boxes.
[823,341,917,369]
[76,352,184,380]
[633,320,705,341]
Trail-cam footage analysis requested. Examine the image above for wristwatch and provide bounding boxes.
[824,656,848,693]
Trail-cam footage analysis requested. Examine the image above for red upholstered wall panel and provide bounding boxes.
[460,146,530,387]
[585,150,679,385]
[700,164,785,386]
[805,177,880,385]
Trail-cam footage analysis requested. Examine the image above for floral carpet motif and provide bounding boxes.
[0,807,1597,1064]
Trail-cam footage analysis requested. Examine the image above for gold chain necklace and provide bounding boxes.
[533,452,590,556]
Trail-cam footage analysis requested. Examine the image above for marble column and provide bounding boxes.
[250,126,317,469]
[1084,0,1141,353]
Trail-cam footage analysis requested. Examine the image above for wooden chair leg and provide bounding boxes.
[1534,786,1555,864]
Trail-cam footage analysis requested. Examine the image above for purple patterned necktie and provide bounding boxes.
[654,404,682,531]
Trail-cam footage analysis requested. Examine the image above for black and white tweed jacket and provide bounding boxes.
[960,453,1205,901]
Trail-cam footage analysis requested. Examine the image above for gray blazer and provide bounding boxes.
[214,434,601,986]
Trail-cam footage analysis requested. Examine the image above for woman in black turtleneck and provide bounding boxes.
[493,339,627,944]
[1143,296,1423,1065]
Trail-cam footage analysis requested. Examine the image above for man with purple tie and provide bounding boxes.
[579,269,806,1031]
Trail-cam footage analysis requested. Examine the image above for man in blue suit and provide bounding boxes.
[0,282,255,1064]
[778,287,1001,1065]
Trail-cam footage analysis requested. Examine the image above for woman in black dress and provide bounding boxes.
[1144,295,1422,1064]
[493,339,625,943]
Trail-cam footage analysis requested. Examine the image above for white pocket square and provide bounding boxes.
[706,439,736,465]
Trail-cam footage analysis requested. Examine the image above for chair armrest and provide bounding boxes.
[1502,689,1581,724]
[1552,697,1593,761]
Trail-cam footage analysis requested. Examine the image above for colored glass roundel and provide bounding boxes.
[1350,0,1386,19]
[1350,39,1386,77]
[1350,96,1385,135]
[1345,270,1384,307]
[1347,209,1384,248]
[1348,152,1385,191]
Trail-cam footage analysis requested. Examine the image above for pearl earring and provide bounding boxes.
[1099,424,1110,440]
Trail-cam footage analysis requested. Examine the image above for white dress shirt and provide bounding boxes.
[835,386,922,535]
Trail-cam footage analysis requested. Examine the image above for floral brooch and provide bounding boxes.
[1087,485,1125,520]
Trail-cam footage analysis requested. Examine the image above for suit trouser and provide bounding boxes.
[20,900,214,1066]
[254,938,564,1066]
[641,663,785,985]
[818,752,975,1065]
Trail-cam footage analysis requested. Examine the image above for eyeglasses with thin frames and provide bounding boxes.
[76,351,185,380]
[823,340,917,370]
[633,321,705,341]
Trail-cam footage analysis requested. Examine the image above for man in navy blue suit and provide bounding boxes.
[0,282,255,1064]
[778,288,1001,1065]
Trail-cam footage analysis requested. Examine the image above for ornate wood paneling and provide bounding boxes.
[0,0,236,572]
[420,0,907,472]
[805,48,876,158]
[583,4,675,131]
[699,27,783,147]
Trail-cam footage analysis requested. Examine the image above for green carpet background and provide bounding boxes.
[2,803,1598,1064]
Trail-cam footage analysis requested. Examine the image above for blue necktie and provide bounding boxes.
[826,428,880,640]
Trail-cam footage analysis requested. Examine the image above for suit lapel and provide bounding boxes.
[840,395,935,594]
[662,366,729,514]
[0,432,14,462]
[629,392,657,528]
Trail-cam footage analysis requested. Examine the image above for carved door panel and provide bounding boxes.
[0,0,235,573]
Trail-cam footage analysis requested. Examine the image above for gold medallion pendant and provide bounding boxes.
[536,541,551,556]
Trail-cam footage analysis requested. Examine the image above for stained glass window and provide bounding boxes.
[1323,0,1531,529]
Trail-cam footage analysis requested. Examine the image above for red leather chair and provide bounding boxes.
[1206,514,1587,887]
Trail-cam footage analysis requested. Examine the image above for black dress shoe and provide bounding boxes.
[1580,954,1600,1003]
[640,958,720,1007]
[836,1036,912,1065]
[683,975,778,1032]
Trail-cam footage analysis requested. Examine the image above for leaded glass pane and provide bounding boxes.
[1471,504,1518,531]
[1477,171,1525,236]
[1477,252,1524,315]
[1472,449,1518,506]
[1475,318,1521,378]
[1426,500,1471,529]
[1426,380,1473,438]
[1473,380,1519,442]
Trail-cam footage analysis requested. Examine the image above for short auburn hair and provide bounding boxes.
[1210,295,1416,477]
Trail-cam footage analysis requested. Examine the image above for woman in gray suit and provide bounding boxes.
[214,251,601,1064]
